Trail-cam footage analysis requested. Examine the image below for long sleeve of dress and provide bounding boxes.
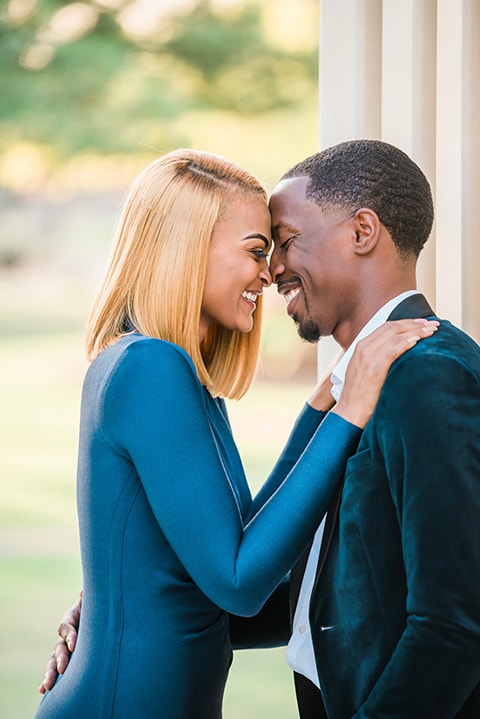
[101,338,361,617]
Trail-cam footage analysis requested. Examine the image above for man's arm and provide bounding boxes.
[39,591,82,693]
[39,580,291,694]
[229,577,291,650]
[355,341,480,718]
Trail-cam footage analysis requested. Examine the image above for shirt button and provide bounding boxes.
[298,625,306,634]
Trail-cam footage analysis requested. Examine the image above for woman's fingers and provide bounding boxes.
[353,319,438,374]
[333,318,439,428]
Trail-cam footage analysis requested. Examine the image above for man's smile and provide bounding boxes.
[277,281,302,315]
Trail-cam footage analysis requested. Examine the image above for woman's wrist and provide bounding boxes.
[307,376,336,412]
[330,400,367,430]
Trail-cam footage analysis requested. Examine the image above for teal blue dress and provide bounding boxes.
[35,334,361,718]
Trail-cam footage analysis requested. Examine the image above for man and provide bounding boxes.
[264,140,480,718]
[42,141,480,718]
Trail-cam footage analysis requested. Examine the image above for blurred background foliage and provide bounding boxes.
[1,2,320,716]
[0,0,318,187]
[1,0,317,141]
[0,0,320,376]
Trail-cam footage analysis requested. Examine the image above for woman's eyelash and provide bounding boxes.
[251,248,269,258]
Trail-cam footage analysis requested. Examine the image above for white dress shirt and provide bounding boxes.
[286,291,419,687]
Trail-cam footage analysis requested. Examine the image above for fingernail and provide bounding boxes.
[407,335,420,343]
[422,326,438,332]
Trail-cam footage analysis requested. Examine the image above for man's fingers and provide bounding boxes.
[38,638,72,694]
[38,594,83,695]
[58,622,77,653]
[54,635,73,670]
[38,652,58,694]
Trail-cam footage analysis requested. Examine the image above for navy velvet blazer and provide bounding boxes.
[232,294,480,719]
[301,295,480,718]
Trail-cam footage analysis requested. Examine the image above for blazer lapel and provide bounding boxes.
[387,293,435,321]
[313,479,344,586]
[290,477,345,612]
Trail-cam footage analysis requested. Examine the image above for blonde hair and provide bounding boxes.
[85,149,268,399]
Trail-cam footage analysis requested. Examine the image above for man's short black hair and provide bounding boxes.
[282,139,434,259]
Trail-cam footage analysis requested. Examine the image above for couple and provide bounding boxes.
[37,141,480,719]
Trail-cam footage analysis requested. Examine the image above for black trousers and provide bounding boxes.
[294,672,328,719]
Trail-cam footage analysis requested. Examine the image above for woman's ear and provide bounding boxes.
[351,208,381,255]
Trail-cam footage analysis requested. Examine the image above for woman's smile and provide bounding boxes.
[241,290,261,310]
[200,193,272,340]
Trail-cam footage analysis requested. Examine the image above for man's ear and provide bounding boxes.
[351,208,381,255]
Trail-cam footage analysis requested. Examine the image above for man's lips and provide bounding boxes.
[278,282,302,314]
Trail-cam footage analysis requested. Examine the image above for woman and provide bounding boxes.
[35,149,437,718]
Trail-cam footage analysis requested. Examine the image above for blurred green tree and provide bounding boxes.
[0,0,317,159]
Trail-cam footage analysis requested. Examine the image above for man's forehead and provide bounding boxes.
[270,176,318,236]
[270,175,310,206]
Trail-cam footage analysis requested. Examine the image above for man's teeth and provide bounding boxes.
[284,288,301,304]
[242,291,258,303]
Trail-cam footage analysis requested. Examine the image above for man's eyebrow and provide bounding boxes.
[271,221,297,238]
[242,233,270,247]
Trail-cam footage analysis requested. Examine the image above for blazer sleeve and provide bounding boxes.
[103,339,361,617]
[355,348,480,718]
[229,576,291,649]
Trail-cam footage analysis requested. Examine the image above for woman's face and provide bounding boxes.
[200,194,272,340]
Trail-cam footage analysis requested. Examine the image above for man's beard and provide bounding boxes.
[293,316,321,343]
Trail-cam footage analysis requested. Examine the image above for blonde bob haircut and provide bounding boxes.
[85,148,268,399]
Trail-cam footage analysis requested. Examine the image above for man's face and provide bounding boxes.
[269,176,359,348]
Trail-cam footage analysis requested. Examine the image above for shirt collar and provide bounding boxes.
[330,290,419,402]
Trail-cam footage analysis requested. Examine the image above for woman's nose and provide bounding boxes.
[259,263,272,288]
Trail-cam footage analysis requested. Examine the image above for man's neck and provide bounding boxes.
[334,286,418,351]
[330,291,420,401]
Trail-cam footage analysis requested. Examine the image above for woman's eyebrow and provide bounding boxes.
[242,233,270,247]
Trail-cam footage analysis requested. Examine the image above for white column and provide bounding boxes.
[319,0,382,145]
[318,0,480,351]
[435,0,464,326]
[461,0,480,340]
[318,0,383,374]
[381,0,437,300]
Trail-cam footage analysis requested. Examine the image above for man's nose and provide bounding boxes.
[269,249,284,284]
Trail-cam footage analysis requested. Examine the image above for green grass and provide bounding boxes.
[0,278,312,718]
[0,558,82,718]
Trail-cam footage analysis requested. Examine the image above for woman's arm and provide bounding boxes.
[40,318,438,690]
[104,340,359,617]
[105,320,437,617]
